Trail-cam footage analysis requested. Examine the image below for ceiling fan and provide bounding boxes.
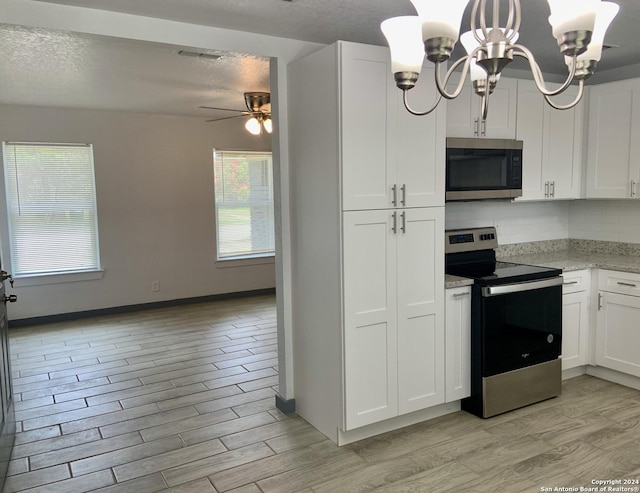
[200,91,272,135]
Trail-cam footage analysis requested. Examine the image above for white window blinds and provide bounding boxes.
[2,142,101,276]
[213,150,275,259]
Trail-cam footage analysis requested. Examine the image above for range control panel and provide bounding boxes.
[445,226,499,254]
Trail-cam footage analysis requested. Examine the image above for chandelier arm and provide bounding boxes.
[471,0,480,42]
[504,0,515,34]
[479,0,490,40]
[512,44,578,97]
[402,90,444,116]
[544,79,585,110]
[508,0,522,40]
[435,56,473,100]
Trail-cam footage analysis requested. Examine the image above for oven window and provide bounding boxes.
[481,285,562,376]
[447,149,508,190]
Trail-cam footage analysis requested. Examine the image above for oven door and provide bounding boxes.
[480,277,562,377]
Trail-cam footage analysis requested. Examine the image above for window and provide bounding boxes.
[2,142,100,276]
[213,150,275,260]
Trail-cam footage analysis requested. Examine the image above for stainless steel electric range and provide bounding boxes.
[445,226,563,418]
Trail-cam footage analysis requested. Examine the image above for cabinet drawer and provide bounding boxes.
[561,270,589,294]
[598,270,640,296]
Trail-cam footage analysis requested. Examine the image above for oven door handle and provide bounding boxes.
[481,277,563,297]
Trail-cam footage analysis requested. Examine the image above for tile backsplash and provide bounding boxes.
[445,200,570,245]
[569,200,640,244]
[446,199,640,245]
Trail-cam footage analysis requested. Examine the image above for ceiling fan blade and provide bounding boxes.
[206,114,247,123]
[199,105,248,113]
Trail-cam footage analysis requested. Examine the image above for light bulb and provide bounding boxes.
[381,16,425,74]
[547,0,599,39]
[578,1,619,61]
[410,0,471,42]
[263,117,273,134]
[245,117,261,135]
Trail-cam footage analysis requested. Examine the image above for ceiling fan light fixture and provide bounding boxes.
[263,117,273,134]
[245,117,262,135]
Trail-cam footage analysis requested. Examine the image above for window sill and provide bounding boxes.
[216,254,275,269]
[13,269,105,287]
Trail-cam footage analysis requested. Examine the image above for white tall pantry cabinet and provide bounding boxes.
[289,41,447,445]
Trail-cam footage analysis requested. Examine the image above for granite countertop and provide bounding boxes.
[497,249,640,274]
[496,239,640,274]
[445,239,640,289]
[445,274,474,289]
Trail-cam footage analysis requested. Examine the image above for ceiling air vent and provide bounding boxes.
[177,50,222,60]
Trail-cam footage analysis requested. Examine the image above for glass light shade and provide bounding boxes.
[263,117,273,134]
[547,0,598,39]
[381,16,425,74]
[577,1,619,61]
[460,29,518,81]
[410,0,471,42]
[245,117,261,135]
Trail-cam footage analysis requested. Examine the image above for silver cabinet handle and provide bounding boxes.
[391,184,397,206]
[545,181,549,198]
[452,291,470,298]
[551,181,555,198]
[400,211,406,233]
[617,281,637,288]
[474,118,479,136]
[481,119,487,136]
[563,280,579,285]
[598,293,604,310]
[401,184,406,206]
[632,180,637,198]
[391,212,397,234]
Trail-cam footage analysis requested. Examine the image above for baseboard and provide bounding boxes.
[9,288,276,327]
[275,394,296,415]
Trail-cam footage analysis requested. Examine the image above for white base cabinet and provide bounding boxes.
[343,208,444,430]
[445,286,471,402]
[595,270,640,377]
[561,270,590,371]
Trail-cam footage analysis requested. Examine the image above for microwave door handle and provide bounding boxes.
[482,277,563,297]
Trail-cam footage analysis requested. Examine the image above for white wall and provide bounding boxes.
[569,200,640,243]
[445,200,570,244]
[0,104,275,320]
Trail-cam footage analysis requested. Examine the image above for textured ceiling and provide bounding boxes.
[2,0,639,117]
[0,24,270,120]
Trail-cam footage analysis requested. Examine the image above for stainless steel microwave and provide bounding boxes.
[445,137,523,201]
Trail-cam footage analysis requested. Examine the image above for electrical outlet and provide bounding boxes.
[151,280,160,292]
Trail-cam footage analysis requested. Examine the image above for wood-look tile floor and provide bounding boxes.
[6,294,640,493]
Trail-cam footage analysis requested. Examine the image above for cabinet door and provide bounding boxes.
[341,43,396,211]
[445,287,471,402]
[586,80,635,198]
[446,77,517,139]
[395,66,446,208]
[343,210,398,429]
[595,292,640,377]
[516,81,546,200]
[475,77,518,139]
[561,291,589,370]
[544,86,584,199]
[396,207,445,414]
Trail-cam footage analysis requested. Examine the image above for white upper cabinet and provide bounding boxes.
[341,43,445,211]
[586,79,640,199]
[516,80,584,201]
[446,77,518,139]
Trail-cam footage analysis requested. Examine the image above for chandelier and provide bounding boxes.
[381,0,619,118]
